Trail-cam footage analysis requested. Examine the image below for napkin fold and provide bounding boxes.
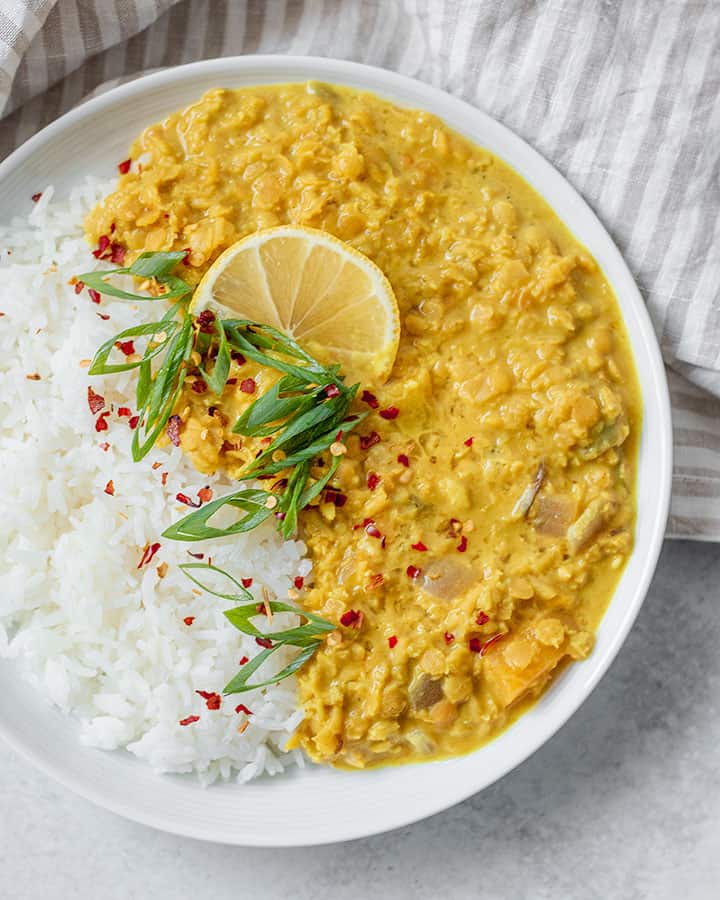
[2,0,719,539]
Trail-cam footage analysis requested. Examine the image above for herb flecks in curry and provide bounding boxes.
[85,83,640,769]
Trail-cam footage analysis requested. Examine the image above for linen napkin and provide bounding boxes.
[2,0,719,539]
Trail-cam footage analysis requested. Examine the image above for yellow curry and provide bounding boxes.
[86,84,640,769]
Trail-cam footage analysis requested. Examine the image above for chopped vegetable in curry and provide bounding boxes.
[85,83,640,769]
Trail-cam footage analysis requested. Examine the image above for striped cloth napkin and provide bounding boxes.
[2,0,719,539]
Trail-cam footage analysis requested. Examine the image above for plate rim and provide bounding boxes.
[0,54,673,846]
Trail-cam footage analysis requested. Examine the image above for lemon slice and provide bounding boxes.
[190,226,400,385]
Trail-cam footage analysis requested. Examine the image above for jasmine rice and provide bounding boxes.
[0,179,310,784]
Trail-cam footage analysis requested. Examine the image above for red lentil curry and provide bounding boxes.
[86,84,640,769]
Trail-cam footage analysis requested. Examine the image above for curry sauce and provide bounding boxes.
[87,84,640,769]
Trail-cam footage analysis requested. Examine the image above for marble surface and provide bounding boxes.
[1,539,718,900]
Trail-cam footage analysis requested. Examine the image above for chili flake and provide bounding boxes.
[104,480,115,496]
[457,535,468,552]
[74,280,84,294]
[183,616,195,626]
[188,551,205,559]
[340,609,363,628]
[109,243,126,265]
[464,436,474,447]
[444,631,455,645]
[117,407,131,417]
[231,350,246,364]
[359,430,381,450]
[191,379,207,394]
[324,489,347,507]
[235,704,253,715]
[324,383,340,398]
[476,611,490,626]
[117,158,132,174]
[240,377,257,394]
[179,715,200,726]
[241,578,253,588]
[367,471,381,491]
[361,390,379,409]
[128,415,140,430]
[88,289,101,304]
[31,192,42,203]
[167,414,182,446]
[96,312,110,320]
[176,492,201,508]
[388,635,398,649]
[294,576,304,590]
[397,453,410,467]
[137,542,161,569]
[161,472,168,486]
[196,309,215,333]
[239,655,249,665]
[95,411,110,432]
[87,386,105,415]
[99,442,110,451]
[379,406,399,420]
[197,486,213,504]
[196,690,222,711]
[411,541,428,552]
[255,636,273,649]
[92,235,110,259]
[406,565,421,579]
[116,339,135,356]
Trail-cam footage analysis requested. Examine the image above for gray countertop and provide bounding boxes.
[1,539,718,900]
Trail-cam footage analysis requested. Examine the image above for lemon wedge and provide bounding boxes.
[190,226,400,385]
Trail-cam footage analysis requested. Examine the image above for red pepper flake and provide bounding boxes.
[411,541,428,552]
[324,383,340,398]
[367,471,381,491]
[379,406,399,420]
[255,636,273,649]
[137,542,161,569]
[116,340,135,356]
[464,436,474,447]
[161,471,168,486]
[87,386,105,415]
[397,453,410,467]
[256,602,267,615]
[31,192,42,203]
[406,565,421,579]
[117,407,131,417]
[444,631,455,645]
[191,378,207,394]
[94,411,110,432]
[128,415,140,430]
[239,655,249,666]
[469,634,505,655]
[230,350,246,364]
[182,247,192,265]
[226,378,238,386]
[324,488,347,508]
[457,535,468,553]
[183,616,195,626]
[197,486,213,504]
[294,576,304,590]
[88,288,101,304]
[99,441,110,452]
[359,430,381,450]
[109,243,126,265]
[235,703,253,715]
[340,609,363,628]
[196,690,222,711]
[361,390,379,409]
[241,578,253,588]
[104,480,115,496]
[74,280,84,295]
[240,377,257,394]
[365,521,383,539]
[176,492,201,508]
[196,309,215,333]
[117,158,132,174]
[188,551,205,560]
[167,414,182,446]
[388,635,398,649]
[179,715,200,727]
[110,223,116,233]
[476,611,490,626]
[96,312,110,321]
[92,234,111,259]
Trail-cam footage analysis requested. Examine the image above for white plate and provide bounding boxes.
[0,55,672,846]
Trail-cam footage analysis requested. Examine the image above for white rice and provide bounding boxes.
[0,179,311,784]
